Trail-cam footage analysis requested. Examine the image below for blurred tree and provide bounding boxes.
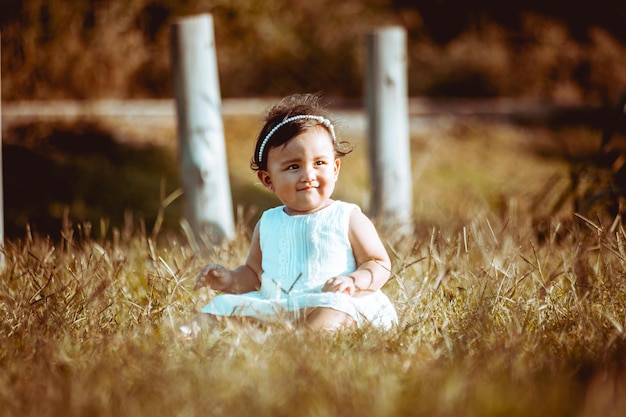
[393,0,626,43]
[0,0,624,100]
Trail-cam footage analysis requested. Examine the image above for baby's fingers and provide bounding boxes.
[194,267,216,290]
[337,282,355,296]
[323,277,355,296]
[193,273,207,290]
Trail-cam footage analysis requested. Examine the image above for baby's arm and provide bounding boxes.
[324,208,391,297]
[194,222,263,294]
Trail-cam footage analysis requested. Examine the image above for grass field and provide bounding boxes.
[2,106,626,417]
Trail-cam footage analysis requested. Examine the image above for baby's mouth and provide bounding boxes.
[298,184,317,191]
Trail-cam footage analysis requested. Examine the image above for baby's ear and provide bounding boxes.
[257,171,273,191]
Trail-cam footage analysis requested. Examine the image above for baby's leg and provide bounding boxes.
[305,307,355,332]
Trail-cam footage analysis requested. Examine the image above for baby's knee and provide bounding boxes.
[306,307,355,332]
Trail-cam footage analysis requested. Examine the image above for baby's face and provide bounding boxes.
[258,126,340,215]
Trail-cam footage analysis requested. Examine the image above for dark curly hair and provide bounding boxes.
[251,93,353,172]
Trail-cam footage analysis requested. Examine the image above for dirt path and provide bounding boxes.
[1,98,607,147]
[2,97,587,125]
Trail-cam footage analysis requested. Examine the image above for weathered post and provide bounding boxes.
[366,26,412,230]
[170,14,234,244]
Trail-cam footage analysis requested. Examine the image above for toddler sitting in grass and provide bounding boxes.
[182,93,397,335]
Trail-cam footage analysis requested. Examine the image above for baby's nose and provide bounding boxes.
[301,165,315,180]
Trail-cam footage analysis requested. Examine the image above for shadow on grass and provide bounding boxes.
[3,120,279,241]
[3,121,182,240]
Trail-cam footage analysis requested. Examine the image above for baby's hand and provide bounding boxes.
[322,276,356,296]
[194,264,232,291]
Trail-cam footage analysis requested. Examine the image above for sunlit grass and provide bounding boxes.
[2,206,626,416]
[2,113,626,416]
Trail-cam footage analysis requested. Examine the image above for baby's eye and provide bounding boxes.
[314,160,326,166]
[287,164,299,170]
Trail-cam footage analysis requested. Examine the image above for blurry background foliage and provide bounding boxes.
[1,0,625,104]
[1,0,625,240]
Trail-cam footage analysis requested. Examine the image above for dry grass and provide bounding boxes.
[2,204,626,417]
[2,112,626,416]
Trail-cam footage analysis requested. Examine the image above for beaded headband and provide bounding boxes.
[257,115,336,164]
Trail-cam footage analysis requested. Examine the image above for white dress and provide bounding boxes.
[201,201,397,328]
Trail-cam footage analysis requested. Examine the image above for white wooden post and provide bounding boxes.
[170,14,234,243]
[366,26,412,230]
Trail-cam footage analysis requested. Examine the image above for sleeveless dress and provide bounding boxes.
[200,201,397,328]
